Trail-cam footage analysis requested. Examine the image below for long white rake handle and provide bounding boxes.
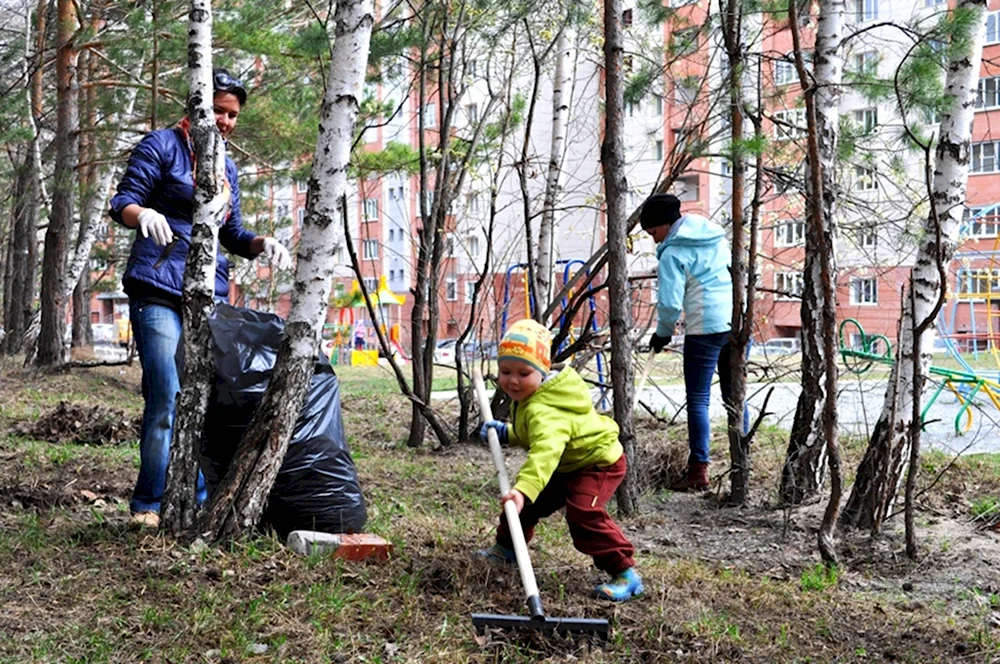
[633,349,657,411]
[472,369,545,620]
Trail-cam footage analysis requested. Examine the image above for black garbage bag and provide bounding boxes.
[200,304,367,536]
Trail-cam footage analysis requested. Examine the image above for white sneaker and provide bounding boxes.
[129,511,160,529]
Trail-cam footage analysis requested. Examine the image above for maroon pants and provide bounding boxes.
[496,455,635,575]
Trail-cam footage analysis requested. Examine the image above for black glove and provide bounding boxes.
[649,333,671,353]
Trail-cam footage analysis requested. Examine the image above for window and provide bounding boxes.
[671,27,699,56]
[297,208,306,229]
[855,0,878,22]
[90,256,108,272]
[973,142,998,173]
[622,8,633,27]
[924,0,944,5]
[674,176,699,202]
[669,0,697,6]
[854,165,877,191]
[362,239,379,260]
[467,235,480,256]
[854,108,878,133]
[977,77,1000,109]
[388,269,395,282]
[652,139,664,161]
[627,101,638,117]
[988,11,1000,45]
[857,224,878,249]
[423,103,436,128]
[775,272,804,300]
[421,189,435,212]
[94,221,109,239]
[957,268,1000,296]
[333,245,344,263]
[445,277,458,301]
[849,276,878,305]
[469,192,482,214]
[773,108,807,140]
[675,82,697,105]
[653,95,663,116]
[467,60,477,78]
[965,207,1000,236]
[464,280,476,304]
[854,51,877,76]
[363,277,378,293]
[774,55,796,86]
[774,219,805,246]
[466,103,478,124]
[445,234,455,257]
[388,228,394,242]
[296,180,308,193]
[363,198,378,221]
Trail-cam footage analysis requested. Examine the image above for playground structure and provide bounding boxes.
[500,260,613,406]
[327,276,408,366]
[837,204,1000,433]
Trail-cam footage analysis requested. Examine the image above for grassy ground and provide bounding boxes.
[0,362,998,663]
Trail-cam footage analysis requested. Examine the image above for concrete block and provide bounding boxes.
[287,530,392,561]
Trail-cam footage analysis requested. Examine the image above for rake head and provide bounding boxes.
[471,612,610,639]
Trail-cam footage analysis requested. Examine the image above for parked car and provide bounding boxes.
[433,339,457,365]
[751,337,801,356]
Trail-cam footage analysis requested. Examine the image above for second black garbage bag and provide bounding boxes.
[200,304,367,537]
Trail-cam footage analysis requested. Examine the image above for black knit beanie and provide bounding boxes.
[639,193,682,230]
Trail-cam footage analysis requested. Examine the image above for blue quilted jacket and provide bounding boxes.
[109,127,256,300]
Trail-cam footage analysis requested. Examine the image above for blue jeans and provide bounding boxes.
[683,331,749,465]
[129,300,207,514]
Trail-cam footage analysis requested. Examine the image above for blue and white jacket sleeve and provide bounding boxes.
[656,251,686,337]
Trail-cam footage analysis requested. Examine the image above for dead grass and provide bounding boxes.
[0,364,997,663]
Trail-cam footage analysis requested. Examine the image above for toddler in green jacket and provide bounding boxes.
[478,319,643,601]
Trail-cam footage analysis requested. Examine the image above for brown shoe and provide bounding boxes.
[670,463,710,493]
[129,511,160,529]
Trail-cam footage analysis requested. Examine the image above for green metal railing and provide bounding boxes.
[838,318,1000,434]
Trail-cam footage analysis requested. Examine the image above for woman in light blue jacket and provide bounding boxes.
[641,193,737,492]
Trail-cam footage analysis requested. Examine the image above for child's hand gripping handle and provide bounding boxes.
[472,368,545,621]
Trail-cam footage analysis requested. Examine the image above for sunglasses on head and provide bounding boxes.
[213,71,247,104]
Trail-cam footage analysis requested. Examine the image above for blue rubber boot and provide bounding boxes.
[475,543,517,565]
[593,568,644,602]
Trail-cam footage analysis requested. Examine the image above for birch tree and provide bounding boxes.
[35,0,79,367]
[780,0,845,519]
[199,0,374,542]
[534,24,571,316]
[160,0,232,534]
[841,0,987,532]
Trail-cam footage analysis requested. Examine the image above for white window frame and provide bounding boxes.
[849,276,878,305]
[973,142,999,174]
[774,56,796,87]
[467,234,480,257]
[362,239,379,260]
[957,268,1000,298]
[775,271,804,301]
[363,198,378,221]
[774,219,805,247]
[363,277,378,293]
[464,280,476,304]
[965,206,1000,237]
[296,180,308,193]
[857,224,878,249]
[653,139,664,161]
[773,108,807,140]
[853,165,878,191]
[468,192,481,214]
[653,94,664,116]
[855,0,878,22]
[466,103,478,125]
[977,77,1000,110]
[423,103,436,128]
[445,277,458,301]
[297,208,305,228]
[675,83,697,105]
[854,51,877,76]
[987,11,1000,45]
[854,108,878,133]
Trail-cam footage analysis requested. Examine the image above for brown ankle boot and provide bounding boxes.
[670,462,710,493]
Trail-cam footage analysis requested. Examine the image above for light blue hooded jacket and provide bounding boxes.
[655,213,733,337]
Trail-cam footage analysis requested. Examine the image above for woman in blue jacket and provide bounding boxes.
[110,70,292,528]
[641,193,739,492]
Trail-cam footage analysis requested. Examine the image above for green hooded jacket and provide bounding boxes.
[508,367,623,502]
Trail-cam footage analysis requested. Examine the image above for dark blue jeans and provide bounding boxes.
[129,300,207,514]
[683,331,748,465]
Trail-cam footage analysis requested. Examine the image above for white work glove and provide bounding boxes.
[262,237,293,271]
[136,208,173,246]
